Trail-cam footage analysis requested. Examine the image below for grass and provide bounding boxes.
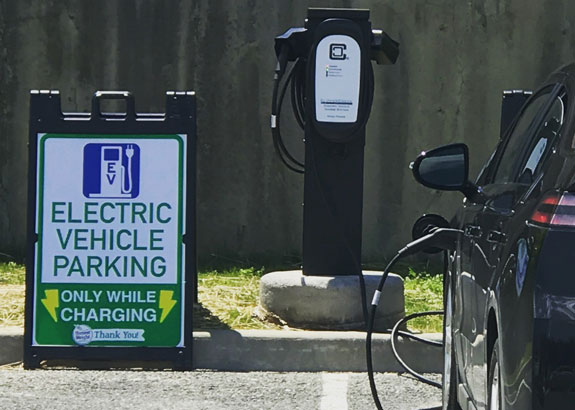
[403,269,443,333]
[196,267,283,330]
[0,263,444,333]
[0,262,25,285]
[0,263,26,327]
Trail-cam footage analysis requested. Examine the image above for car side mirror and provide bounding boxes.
[411,143,481,200]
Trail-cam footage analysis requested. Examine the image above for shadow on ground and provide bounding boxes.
[193,302,231,330]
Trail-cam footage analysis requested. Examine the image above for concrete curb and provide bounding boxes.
[0,328,442,373]
[0,328,23,366]
[194,330,442,372]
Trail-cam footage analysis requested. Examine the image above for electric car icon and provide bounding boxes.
[411,63,575,409]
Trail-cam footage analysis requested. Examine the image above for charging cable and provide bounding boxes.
[271,48,306,174]
[367,228,462,410]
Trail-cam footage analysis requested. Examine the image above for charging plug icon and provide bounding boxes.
[124,144,135,194]
[83,143,140,199]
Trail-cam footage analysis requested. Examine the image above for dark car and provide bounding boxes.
[411,63,575,410]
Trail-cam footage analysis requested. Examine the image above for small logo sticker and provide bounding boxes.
[516,238,529,296]
[329,43,347,60]
[83,143,140,199]
[73,324,93,345]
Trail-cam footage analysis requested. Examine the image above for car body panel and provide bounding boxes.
[415,63,575,410]
[532,229,575,409]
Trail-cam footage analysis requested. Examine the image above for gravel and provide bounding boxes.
[0,367,441,410]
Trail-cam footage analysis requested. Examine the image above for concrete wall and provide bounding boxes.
[1,0,574,266]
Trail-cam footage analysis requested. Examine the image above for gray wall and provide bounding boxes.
[1,0,574,266]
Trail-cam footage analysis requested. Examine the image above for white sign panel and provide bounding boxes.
[314,34,361,123]
[37,135,186,285]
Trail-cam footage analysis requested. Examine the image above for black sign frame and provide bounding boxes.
[24,90,196,370]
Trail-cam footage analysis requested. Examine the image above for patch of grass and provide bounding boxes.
[0,263,26,327]
[196,267,282,330]
[0,263,444,333]
[403,269,443,333]
[197,267,445,333]
[0,285,25,327]
[0,262,25,285]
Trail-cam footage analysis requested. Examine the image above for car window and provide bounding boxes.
[492,92,551,184]
[516,95,565,185]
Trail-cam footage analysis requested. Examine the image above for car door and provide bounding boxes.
[468,84,566,408]
[455,191,484,395]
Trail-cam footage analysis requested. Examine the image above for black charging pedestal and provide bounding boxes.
[302,9,372,276]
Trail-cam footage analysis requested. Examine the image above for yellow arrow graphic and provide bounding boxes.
[159,290,177,323]
[41,289,59,322]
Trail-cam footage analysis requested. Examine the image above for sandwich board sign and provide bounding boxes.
[24,91,196,369]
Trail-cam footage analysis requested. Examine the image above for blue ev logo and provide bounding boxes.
[83,143,140,199]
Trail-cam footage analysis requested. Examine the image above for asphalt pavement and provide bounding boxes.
[0,367,441,410]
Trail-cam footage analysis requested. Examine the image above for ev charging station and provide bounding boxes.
[24,90,196,370]
[272,9,399,277]
[263,8,402,333]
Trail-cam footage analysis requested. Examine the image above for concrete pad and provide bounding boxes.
[260,270,404,331]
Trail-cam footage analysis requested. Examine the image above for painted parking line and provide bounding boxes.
[320,373,349,410]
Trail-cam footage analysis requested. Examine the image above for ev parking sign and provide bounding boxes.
[25,91,196,369]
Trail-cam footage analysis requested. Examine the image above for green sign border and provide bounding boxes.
[34,133,186,347]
